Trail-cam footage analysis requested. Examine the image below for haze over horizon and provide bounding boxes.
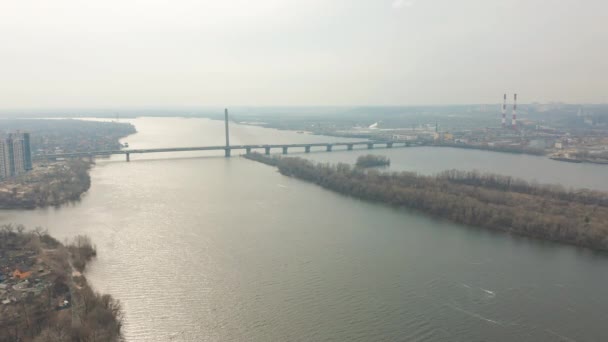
[2,0,607,109]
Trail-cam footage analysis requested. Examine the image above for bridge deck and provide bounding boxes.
[33,140,409,159]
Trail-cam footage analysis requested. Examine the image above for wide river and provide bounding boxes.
[2,117,608,341]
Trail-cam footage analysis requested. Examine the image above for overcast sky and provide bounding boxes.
[1,0,606,108]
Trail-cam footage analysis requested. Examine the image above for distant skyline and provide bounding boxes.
[1,0,607,109]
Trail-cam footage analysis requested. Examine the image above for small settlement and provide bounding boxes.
[0,228,72,332]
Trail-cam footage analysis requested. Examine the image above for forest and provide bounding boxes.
[244,153,608,251]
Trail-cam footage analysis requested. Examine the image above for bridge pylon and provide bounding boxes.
[225,108,230,157]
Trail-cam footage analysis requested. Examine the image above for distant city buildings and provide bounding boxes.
[0,132,32,180]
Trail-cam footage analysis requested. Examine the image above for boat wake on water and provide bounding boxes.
[459,283,496,298]
[445,302,502,326]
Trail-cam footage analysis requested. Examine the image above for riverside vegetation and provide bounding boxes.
[0,160,91,209]
[0,226,123,341]
[244,152,608,251]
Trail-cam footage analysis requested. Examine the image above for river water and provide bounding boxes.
[2,117,608,341]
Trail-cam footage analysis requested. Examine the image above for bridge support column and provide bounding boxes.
[225,148,231,157]
[282,146,288,154]
[126,153,130,162]
[387,142,393,148]
[347,144,353,151]
[245,147,252,154]
[326,145,333,152]
[367,143,374,149]
[265,147,271,155]
[305,146,311,153]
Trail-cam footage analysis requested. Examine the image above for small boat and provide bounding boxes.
[123,142,129,148]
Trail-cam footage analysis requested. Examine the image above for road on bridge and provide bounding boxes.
[34,140,417,162]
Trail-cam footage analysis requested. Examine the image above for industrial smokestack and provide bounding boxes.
[501,93,507,128]
[225,108,230,157]
[512,94,517,129]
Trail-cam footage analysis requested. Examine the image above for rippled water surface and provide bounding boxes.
[2,117,608,341]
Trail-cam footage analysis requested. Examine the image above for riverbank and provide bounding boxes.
[0,226,123,341]
[550,151,608,165]
[434,143,608,165]
[434,142,546,155]
[244,153,608,252]
[548,156,608,165]
[0,160,92,209]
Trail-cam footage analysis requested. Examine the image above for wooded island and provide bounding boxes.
[244,153,608,251]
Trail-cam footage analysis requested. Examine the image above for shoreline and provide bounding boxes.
[0,117,136,210]
[0,160,92,210]
[244,152,608,252]
[0,228,123,341]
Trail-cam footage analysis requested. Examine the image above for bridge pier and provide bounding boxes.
[265,147,271,155]
[245,147,252,154]
[126,153,130,162]
[326,145,333,152]
[387,142,393,148]
[225,148,231,157]
[367,143,374,149]
[347,144,353,151]
[305,146,311,153]
[282,146,288,154]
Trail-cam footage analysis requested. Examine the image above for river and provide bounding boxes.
[2,117,608,341]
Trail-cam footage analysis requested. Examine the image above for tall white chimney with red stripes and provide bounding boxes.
[501,93,507,127]
[512,93,517,129]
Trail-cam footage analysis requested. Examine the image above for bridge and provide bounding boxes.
[34,141,414,162]
[33,109,416,162]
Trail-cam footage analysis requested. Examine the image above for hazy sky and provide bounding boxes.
[1,0,607,108]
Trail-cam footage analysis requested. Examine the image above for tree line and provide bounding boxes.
[355,155,390,168]
[244,153,608,251]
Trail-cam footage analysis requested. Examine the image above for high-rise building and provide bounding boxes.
[0,139,14,179]
[23,133,32,171]
[19,132,32,172]
[11,134,26,175]
[0,132,33,180]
